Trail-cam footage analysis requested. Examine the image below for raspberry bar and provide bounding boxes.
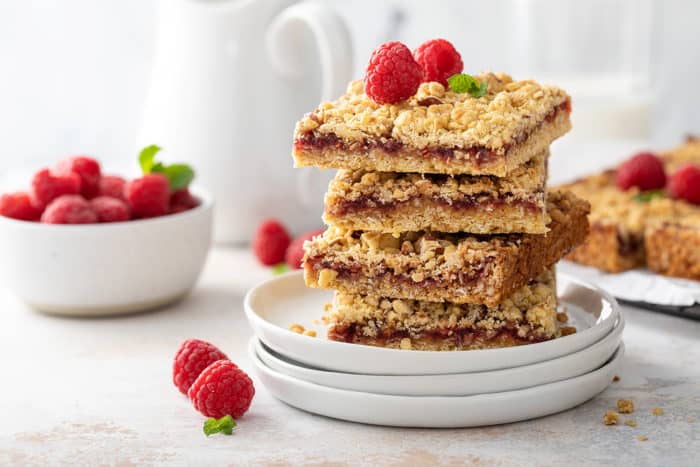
[324,150,549,234]
[328,269,559,350]
[293,73,571,176]
[304,191,589,307]
[645,216,700,281]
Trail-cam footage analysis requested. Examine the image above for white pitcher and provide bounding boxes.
[140,0,353,244]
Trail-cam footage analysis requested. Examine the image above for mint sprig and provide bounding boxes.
[138,145,195,191]
[272,263,290,275]
[634,190,665,203]
[447,74,488,97]
[203,415,236,436]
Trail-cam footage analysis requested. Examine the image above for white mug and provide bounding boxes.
[140,0,353,244]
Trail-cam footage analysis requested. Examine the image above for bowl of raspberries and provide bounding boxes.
[0,145,213,315]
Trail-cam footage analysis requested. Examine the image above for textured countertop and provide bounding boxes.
[1,248,698,466]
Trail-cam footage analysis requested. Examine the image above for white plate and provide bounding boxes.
[252,313,624,396]
[244,271,621,375]
[250,339,624,428]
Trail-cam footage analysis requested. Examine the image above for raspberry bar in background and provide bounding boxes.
[305,191,588,307]
[324,150,550,234]
[293,73,571,177]
[559,137,700,277]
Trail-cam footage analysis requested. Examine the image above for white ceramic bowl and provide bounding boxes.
[0,188,213,316]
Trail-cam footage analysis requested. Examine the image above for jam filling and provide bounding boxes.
[328,322,550,347]
[308,257,491,288]
[295,102,568,164]
[327,192,541,217]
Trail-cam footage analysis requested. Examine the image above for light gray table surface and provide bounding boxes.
[1,247,698,466]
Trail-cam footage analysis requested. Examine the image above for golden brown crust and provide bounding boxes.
[645,221,700,280]
[293,73,571,176]
[323,150,548,234]
[304,190,589,306]
[328,269,559,350]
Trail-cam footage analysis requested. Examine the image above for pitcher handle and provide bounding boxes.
[266,2,353,102]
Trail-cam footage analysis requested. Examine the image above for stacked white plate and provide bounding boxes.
[244,271,624,428]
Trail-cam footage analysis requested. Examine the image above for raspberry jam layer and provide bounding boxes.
[328,322,550,348]
[295,102,568,163]
[327,193,541,217]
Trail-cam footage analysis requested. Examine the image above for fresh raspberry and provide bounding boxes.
[286,228,325,269]
[173,339,229,395]
[31,168,81,209]
[188,360,255,419]
[668,164,700,204]
[125,174,170,218]
[90,196,131,223]
[0,192,42,221]
[169,188,199,214]
[99,175,127,200]
[40,195,97,224]
[615,152,666,191]
[413,38,464,86]
[55,156,102,199]
[364,41,423,104]
[253,219,291,266]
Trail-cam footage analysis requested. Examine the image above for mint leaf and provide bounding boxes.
[634,190,665,203]
[272,263,290,275]
[447,73,488,97]
[139,145,162,174]
[203,415,236,436]
[156,164,195,191]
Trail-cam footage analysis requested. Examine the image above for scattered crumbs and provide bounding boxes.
[321,315,330,325]
[637,436,649,442]
[688,417,694,423]
[289,323,305,334]
[556,312,568,323]
[323,302,332,312]
[603,410,619,425]
[624,420,637,427]
[617,399,635,414]
[652,407,664,416]
[303,330,317,337]
[613,375,620,382]
[560,326,577,336]
[399,338,412,350]
[312,319,320,325]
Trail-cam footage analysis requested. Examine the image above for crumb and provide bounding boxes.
[625,419,637,427]
[321,315,330,325]
[289,323,305,334]
[323,302,332,312]
[312,319,320,325]
[617,399,634,414]
[303,330,317,337]
[603,410,619,425]
[556,312,568,323]
[637,436,648,442]
[399,338,412,350]
[560,326,577,336]
[652,407,664,416]
[613,375,620,382]
[688,417,694,423]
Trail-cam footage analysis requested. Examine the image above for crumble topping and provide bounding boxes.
[295,73,570,152]
[603,410,620,425]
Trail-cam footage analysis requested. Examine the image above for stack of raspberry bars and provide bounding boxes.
[294,73,590,351]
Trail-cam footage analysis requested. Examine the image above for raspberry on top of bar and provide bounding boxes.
[294,72,571,176]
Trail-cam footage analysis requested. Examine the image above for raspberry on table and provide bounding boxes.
[188,360,255,419]
[615,152,666,191]
[173,339,229,395]
[99,175,127,200]
[125,173,171,218]
[413,38,464,86]
[364,41,423,104]
[0,192,42,221]
[668,164,700,204]
[90,196,131,223]
[31,168,81,209]
[286,228,325,269]
[40,195,98,224]
[169,188,199,214]
[55,156,102,199]
[253,219,291,266]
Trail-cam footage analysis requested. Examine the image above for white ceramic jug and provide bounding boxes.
[140,0,353,244]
